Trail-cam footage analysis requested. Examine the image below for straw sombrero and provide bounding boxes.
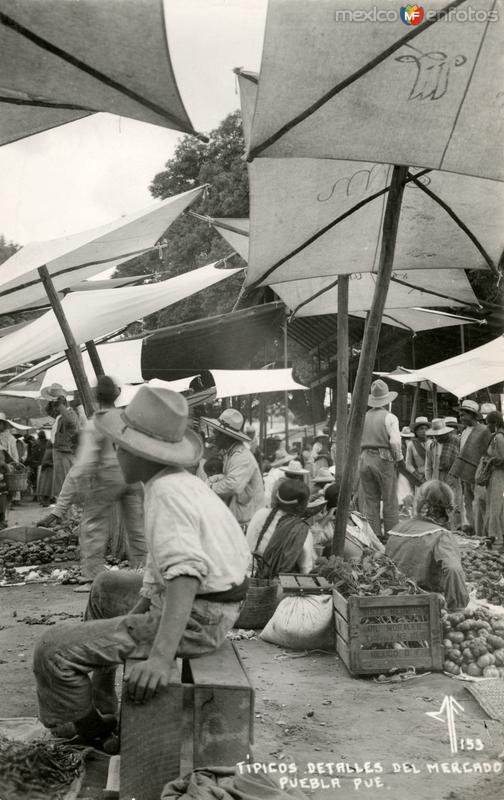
[95,385,203,467]
[200,409,250,442]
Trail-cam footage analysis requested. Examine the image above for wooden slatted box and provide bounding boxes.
[279,573,334,595]
[120,640,254,800]
[333,590,444,676]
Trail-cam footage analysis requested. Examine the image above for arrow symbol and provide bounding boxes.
[426,695,464,754]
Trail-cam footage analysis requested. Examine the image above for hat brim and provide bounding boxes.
[271,455,293,467]
[40,387,70,401]
[96,409,203,467]
[400,432,415,438]
[368,391,397,407]
[412,422,430,432]
[312,476,334,484]
[455,406,480,417]
[200,417,250,442]
[306,498,327,513]
[280,466,309,476]
[426,426,453,437]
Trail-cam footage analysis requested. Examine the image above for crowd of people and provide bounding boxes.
[0,376,500,748]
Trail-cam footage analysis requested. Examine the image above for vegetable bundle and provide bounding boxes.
[462,548,504,606]
[0,736,85,799]
[442,606,504,678]
[315,551,423,598]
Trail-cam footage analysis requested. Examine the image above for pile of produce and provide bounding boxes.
[462,548,504,606]
[315,551,423,598]
[0,532,79,575]
[0,736,86,799]
[443,606,504,677]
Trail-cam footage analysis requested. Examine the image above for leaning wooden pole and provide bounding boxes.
[283,314,289,449]
[332,165,408,555]
[85,340,105,378]
[335,275,349,479]
[38,266,95,418]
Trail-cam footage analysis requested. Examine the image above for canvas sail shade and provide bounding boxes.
[246,158,503,286]
[248,0,503,182]
[0,262,241,371]
[212,218,250,261]
[0,186,204,314]
[0,0,197,141]
[272,268,478,317]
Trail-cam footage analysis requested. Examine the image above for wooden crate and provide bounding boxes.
[120,640,254,800]
[333,590,444,676]
[279,573,333,595]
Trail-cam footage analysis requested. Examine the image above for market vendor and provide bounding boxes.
[385,480,469,611]
[246,479,314,578]
[201,408,265,529]
[33,387,249,746]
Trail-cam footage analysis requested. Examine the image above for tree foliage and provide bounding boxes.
[114,111,248,329]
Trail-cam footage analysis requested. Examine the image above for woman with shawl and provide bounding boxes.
[246,480,314,579]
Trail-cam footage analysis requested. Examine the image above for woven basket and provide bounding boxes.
[235,577,278,630]
[6,469,28,492]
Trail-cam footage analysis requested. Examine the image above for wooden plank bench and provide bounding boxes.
[119,640,254,800]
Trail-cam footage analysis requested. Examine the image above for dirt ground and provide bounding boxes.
[1,502,504,800]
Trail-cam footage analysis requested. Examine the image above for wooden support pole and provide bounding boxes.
[460,324,465,354]
[85,340,105,378]
[283,315,289,449]
[335,275,349,479]
[38,266,95,418]
[332,165,408,556]
[410,385,420,427]
[431,383,438,418]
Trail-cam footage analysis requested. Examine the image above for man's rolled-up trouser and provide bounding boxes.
[461,480,485,536]
[359,450,399,537]
[52,451,75,498]
[33,571,241,728]
[79,471,146,579]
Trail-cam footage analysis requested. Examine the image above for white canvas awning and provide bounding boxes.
[246,159,502,287]
[247,0,503,181]
[374,367,448,393]
[0,262,241,371]
[415,335,504,398]
[209,368,307,399]
[272,269,478,317]
[212,219,250,262]
[0,186,204,314]
[0,0,198,145]
[41,340,144,391]
[235,68,502,288]
[352,308,481,333]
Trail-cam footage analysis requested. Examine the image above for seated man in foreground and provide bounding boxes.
[33,386,249,747]
[385,480,469,611]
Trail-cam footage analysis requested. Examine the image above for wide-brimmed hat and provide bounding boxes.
[280,459,309,477]
[306,495,327,514]
[455,399,480,417]
[40,382,70,401]
[270,448,293,467]
[0,412,31,431]
[444,416,458,427]
[314,430,329,440]
[368,379,397,408]
[480,402,497,419]
[400,426,414,438]
[412,416,430,432]
[426,418,453,437]
[312,467,334,485]
[200,408,250,442]
[95,385,203,467]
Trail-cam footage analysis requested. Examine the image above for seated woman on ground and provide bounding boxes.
[246,479,314,579]
[385,480,469,611]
